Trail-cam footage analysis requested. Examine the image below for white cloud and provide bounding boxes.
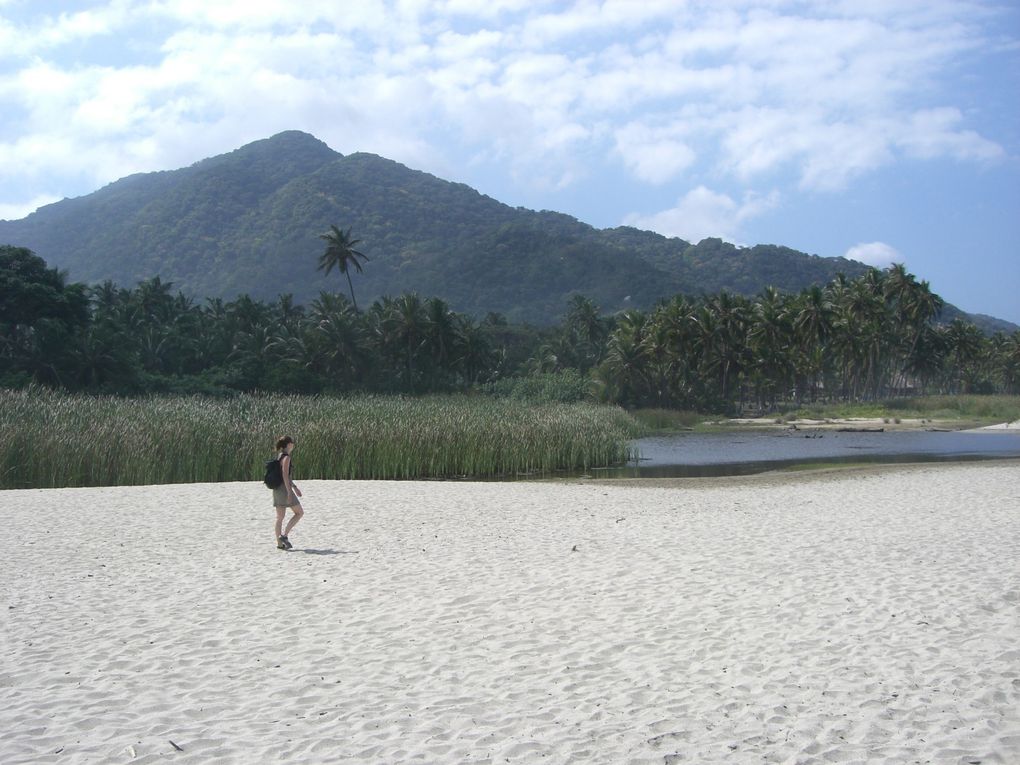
[146,0,373,31]
[614,122,696,185]
[845,241,902,268]
[0,194,61,221]
[441,0,538,17]
[898,108,1004,161]
[624,186,780,243]
[0,0,1011,214]
[0,1,133,58]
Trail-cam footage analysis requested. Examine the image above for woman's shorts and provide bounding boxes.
[273,486,300,507]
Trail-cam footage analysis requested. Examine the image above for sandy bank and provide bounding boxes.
[965,420,1020,432]
[3,464,1019,764]
[720,416,976,432]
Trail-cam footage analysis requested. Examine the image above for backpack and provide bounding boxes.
[263,456,284,489]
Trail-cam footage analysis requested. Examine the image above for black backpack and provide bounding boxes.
[263,456,284,489]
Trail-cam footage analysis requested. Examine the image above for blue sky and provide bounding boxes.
[1,0,1018,324]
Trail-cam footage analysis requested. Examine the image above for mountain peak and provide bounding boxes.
[192,130,341,171]
[260,130,339,155]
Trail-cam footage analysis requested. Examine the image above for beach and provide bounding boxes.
[2,463,1019,764]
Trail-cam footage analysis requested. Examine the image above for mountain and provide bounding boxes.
[1,131,1012,330]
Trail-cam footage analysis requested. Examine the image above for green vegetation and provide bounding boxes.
[0,130,881,324]
[317,224,369,311]
[590,269,1020,412]
[3,247,1019,416]
[479,370,592,403]
[627,408,707,431]
[6,134,1015,489]
[885,394,1020,421]
[791,395,1020,424]
[0,389,639,488]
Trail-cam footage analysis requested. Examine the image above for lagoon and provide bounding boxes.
[598,428,1020,478]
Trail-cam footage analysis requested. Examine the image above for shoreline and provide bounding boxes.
[709,416,1020,432]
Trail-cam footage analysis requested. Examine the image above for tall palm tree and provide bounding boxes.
[563,295,608,372]
[374,293,428,391]
[452,316,494,386]
[696,292,748,408]
[831,273,891,400]
[792,285,833,401]
[318,225,369,312]
[598,311,651,407]
[134,276,176,323]
[309,292,365,387]
[424,297,457,372]
[883,264,944,393]
[942,319,986,394]
[992,331,1020,395]
[747,287,794,410]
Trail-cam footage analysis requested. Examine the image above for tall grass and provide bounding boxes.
[0,388,640,489]
[628,408,707,431]
[883,394,1020,422]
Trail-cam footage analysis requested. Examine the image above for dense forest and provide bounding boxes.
[3,245,1018,412]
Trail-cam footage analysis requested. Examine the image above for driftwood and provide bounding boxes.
[836,427,884,433]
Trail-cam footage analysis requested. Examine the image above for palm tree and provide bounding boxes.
[274,293,306,330]
[992,331,1020,395]
[882,264,944,393]
[452,316,494,385]
[309,292,365,387]
[792,285,833,401]
[747,287,794,410]
[942,319,986,393]
[650,295,697,407]
[373,293,428,391]
[134,276,176,323]
[563,295,608,372]
[70,325,136,390]
[424,297,458,382]
[695,292,748,409]
[318,225,369,312]
[597,311,651,407]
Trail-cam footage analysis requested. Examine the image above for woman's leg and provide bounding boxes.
[275,506,286,542]
[283,502,304,536]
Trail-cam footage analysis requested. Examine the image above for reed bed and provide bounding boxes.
[0,389,640,489]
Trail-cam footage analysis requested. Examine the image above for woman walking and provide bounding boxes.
[272,436,303,550]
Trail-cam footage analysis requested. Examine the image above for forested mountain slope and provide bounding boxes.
[4,130,1007,330]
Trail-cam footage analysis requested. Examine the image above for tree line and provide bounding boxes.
[2,245,1018,409]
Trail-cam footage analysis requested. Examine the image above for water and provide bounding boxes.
[591,429,1020,478]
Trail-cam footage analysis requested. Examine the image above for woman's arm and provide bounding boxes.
[281,454,301,497]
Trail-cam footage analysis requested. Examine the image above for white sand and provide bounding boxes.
[3,463,1019,764]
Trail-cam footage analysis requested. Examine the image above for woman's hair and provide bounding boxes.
[275,436,294,451]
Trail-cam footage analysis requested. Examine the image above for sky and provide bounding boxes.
[1,1,1018,324]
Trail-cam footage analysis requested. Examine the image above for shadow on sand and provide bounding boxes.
[298,548,357,555]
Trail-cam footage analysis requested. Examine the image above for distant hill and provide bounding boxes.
[1,131,1013,331]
